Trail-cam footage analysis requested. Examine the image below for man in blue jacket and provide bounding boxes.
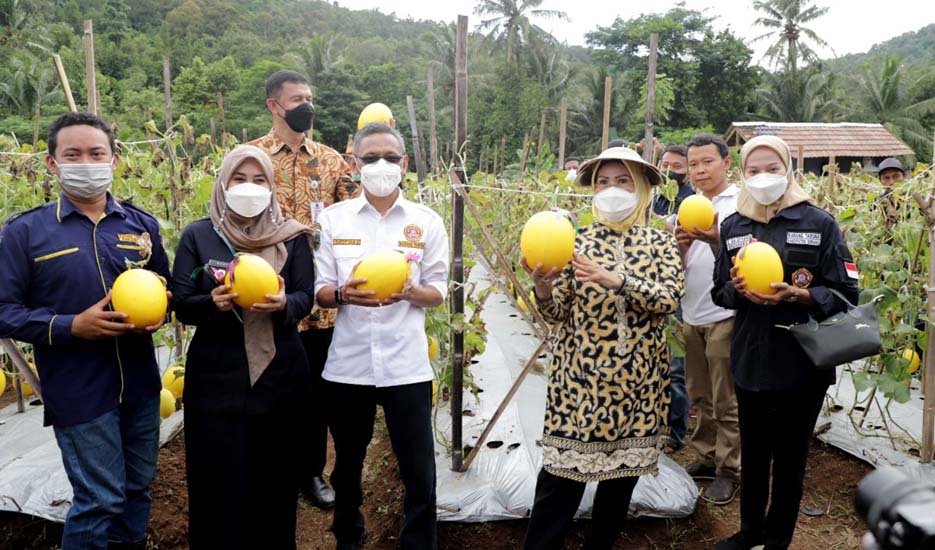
[0,112,171,550]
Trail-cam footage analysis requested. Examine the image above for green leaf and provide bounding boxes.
[851,370,874,393]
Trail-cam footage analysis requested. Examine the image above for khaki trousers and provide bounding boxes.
[684,317,741,479]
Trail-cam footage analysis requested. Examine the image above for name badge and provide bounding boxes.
[311,201,325,224]
[726,235,752,251]
[786,232,821,246]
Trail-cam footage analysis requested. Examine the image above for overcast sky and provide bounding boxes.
[333,0,934,64]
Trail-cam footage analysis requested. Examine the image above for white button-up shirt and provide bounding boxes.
[314,193,449,387]
[683,184,739,326]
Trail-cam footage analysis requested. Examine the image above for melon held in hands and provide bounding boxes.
[735,241,784,295]
[111,269,168,327]
[520,210,576,273]
[224,254,279,308]
[678,195,715,233]
[353,250,411,301]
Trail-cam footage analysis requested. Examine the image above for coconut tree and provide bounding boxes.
[851,56,935,158]
[286,34,345,81]
[755,62,842,122]
[752,0,831,73]
[474,0,568,64]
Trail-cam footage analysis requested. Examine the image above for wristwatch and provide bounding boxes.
[335,287,347,306]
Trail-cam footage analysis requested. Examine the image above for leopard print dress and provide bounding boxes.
[536,222,683,482]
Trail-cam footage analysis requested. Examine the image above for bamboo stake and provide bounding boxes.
[83,20,98,115]
[642,33,659,163]
[601,75,612,151]
[797,145,806,177]
[52,54,77,112]
[406,95,427,186]
[450,13,469,473]
[558,97,567,169]
[163,57,172,130]
[427,67,439,177]
[32,103,41,150]
[537,109,547,156]
[499,136,506,177]
[460,338,551,472]
[518,131,531,176]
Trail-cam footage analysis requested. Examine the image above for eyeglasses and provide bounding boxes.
[357,154,403,165]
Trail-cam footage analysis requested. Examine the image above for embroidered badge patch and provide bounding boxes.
[726,235,752,251]
[792,268,813,289]
[845,261,859,280]
[786,232,821,246]
[403,224,424,241]
[334,239,362,246]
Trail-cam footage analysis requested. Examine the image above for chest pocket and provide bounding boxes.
[783,229,822,268]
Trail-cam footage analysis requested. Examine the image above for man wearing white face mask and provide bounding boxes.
[0,113,171,550]
[314,123,449,550]
[676,134,741,506]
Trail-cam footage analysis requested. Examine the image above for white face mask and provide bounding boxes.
[359,159,402,197]
[565,169,578,182]
[56,161,114,199]
[225,182,271,218]
[744,172,788,205]
[593,187,638,222]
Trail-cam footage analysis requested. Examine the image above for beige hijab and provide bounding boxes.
[736,135,814,223]
[210,145,313,386]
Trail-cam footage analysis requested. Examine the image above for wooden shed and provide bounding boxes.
[724,122,915,175]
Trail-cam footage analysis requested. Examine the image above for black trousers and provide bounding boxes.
[328,380,436,549]
[522,469,639,550]
[299,327,333,483]
[735,380,828,550]
[185,393,302,550]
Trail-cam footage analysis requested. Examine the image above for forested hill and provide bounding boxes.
[1,0,933,163]
[828,23,935,73]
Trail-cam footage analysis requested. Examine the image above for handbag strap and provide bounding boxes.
[825,287,857,310]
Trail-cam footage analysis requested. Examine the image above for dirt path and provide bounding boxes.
[1,410,871,550]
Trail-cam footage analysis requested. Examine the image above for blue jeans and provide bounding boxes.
[668,307,689,447]
[53,396,160,550]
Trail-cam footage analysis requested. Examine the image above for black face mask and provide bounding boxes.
[669,171,687,186]
[280,102,315,133]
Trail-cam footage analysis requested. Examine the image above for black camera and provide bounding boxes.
[855,468,935,549]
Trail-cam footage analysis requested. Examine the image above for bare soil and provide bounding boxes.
[0,412,872,550]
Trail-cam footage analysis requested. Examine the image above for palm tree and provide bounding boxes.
[851,56,935,157]
[474,0,568,63]
[0,52,63,118]
[752,0,831,73]
[286,34,345,81]
[755,63,841,122]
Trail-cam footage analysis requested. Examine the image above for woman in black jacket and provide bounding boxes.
[711,135,859,550]
[171,145,314,550]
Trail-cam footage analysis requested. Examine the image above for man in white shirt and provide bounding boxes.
[314,123,449,550]
[675,134,741,506]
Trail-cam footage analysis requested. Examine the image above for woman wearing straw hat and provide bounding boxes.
[520,147,683,549]
[171,145,315,549]
[711,135,858,550]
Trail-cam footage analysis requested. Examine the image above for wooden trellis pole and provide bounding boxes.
[913,189,935,463]
[601,75,612,151]
[558,97,567,169]
[450,13,468,472]
[427,67,439,177]
[163,57,172,130]
[0,339,43,412]
[642,33,658,163]
[83,20,98,115]
[406,95,428,186]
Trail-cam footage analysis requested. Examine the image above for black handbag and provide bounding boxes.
[787,288,883,370]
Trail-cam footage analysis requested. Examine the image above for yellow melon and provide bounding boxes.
[678,195,715,233]
[353,250,410,301]
[520,211,576,273]
[111,269,168,327]
[225,254,279,308]
[736,241,784,295]
[20,364,37,397]
[159,388,175,419]
[904,348,921,374]
[162,365,185,399]
[428,336,440,362]
[358,102,394,129]
[0,369,5,397]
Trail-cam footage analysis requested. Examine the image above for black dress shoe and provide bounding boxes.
[302,475,336,508]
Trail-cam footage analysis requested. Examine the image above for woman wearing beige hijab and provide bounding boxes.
[171,146,314,549]
[711,136,858,550]
[520,147,683,550]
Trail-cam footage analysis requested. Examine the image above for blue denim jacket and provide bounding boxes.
[0,193,170,426]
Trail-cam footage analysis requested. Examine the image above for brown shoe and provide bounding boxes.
[702,476,739,505]
[684,460,716,480]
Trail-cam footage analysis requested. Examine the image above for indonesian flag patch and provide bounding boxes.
[844,261,859,280]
